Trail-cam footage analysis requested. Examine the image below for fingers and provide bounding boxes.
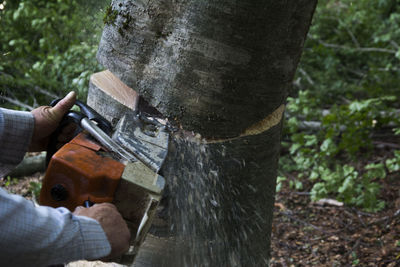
[73,206,85,215]
[93,202,117,210]
[36,91,77,124]
[29,92,77,152]
[56,123,77,149]
[57,123,77,143]
[61,123,77,135]
[50,91,76,121]
[74,203,131,259]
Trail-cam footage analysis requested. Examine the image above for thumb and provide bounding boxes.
[50,91,77,120]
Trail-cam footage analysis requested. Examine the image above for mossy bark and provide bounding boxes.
[93,0,317,265]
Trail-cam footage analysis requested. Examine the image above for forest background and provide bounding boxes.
[1,0,400,264]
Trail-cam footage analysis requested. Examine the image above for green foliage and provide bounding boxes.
[276,176,287,192]
[4,176,18,187]
[0,0,110,108]
[298,0,400,102]
[1,0,398,213]
[28,181,42,199]
[282,91,397,211]
[280,0,400,212]
[351,252,360,266]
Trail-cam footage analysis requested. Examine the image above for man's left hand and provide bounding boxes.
[29,91,76,152]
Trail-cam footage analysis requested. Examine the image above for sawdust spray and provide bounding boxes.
[157,133,269,266]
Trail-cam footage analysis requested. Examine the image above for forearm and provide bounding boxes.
[0,188,111,266]
[0,108,34,177]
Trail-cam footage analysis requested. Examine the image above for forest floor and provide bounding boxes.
[270,174,400,266]
[1,169,400,266]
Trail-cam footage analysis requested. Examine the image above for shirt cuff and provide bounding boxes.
[0,108,34,176]
[73,214,112,260]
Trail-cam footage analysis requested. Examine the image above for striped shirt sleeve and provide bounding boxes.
[0,108,111,266]
[0,108,34,177]
[0,188,111,266]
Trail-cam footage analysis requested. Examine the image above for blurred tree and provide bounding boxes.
[0,0,110,109]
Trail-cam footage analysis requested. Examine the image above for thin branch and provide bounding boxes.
[367,208,400,226]
[281,210,324,231]
[327,16,360,48]
[5,88,17,99]
[345,27,360,48]
[345,67,367,78]
[355,47,397,53]
[312,37,397,54]
[28,90,38,108]
[343,238,361,259]
[372,141,400,149]
[32,86,60,99]
[298,68,315,86]
[376,67,400,72]
[390,40,399,50]
[0,95,34,110]
[291,191,311,196]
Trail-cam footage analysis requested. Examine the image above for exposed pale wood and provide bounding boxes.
[91,70,138,111]
[67,261,124,267]
[87,70,139,126]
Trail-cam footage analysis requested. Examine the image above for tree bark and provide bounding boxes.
[92,0,317,266]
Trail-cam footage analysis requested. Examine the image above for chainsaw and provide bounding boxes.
[39,98,169,263]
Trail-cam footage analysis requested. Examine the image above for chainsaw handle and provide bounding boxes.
[46,98,112,166]
[49,98,112,134]
[45,110,84,166]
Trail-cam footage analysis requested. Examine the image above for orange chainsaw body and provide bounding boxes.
[39,132,125,211]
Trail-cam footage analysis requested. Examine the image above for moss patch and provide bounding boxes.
[103,5,118,25]
[122,13,134,30]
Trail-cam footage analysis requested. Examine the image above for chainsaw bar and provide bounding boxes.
[112,111,169,174]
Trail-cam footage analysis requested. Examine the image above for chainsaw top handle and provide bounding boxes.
[45,98,113,166]
[49,98,112,134]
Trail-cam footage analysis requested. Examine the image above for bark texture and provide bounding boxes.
[98,0,317,138]
[92,0,317,266]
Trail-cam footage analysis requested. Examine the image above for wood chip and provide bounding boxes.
[314,198,344,207]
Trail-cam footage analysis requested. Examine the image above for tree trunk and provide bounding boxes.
[92,0,317,266]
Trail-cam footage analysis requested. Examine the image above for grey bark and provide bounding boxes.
[98,0,317,139]
[92,0,317,266]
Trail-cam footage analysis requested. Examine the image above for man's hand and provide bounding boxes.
[29,91,76,152]
[73,203,131,259]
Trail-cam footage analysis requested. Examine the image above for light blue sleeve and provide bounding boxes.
[0,188,111,266]
[0,108,111,266]
[0,108,34,177]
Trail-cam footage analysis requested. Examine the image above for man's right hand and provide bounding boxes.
[73,203,131,259]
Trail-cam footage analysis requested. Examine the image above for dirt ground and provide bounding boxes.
[2,171,400,266]
[270,174,400,266]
